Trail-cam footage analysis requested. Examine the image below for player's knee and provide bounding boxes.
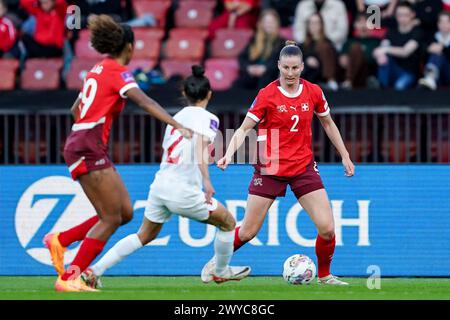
[103,214,123,229]
[121,204,134,225]
[221,214,236,232]
[319,226,335,241]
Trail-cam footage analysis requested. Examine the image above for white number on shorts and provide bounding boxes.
[80,78,98,119]
[290,115,299,132]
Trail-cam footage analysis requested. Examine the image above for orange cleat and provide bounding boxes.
[55,276,100,292]
[43,232,66,275]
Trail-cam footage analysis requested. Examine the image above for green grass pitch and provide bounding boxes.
[1,276,450,300]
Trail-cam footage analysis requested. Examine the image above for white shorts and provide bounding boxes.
[144,181,219,224]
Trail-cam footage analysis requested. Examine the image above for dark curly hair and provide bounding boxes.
[89,15,134,57]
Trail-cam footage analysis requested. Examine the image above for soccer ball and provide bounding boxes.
[282,254,316,285]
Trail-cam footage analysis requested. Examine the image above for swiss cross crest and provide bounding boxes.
[301,103,309,112]
[277,105,288,113]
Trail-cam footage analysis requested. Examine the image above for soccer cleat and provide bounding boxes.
[55,276,100,292]
[81,268,103,289]
[317,274,349,286]
[201,257,215,283]
[43,232,66,275]
[212,266,251,284]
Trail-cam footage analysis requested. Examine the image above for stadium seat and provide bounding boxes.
[169,28,209,40]
[175,1,214,28]
[178,0,216,7]
[164,31,205,60]
[132,28,164,60]
[65,58,97,90]
[211,28,254,58]
[133,0,171,28]
[0,59,19,90]
[204,58,239,91]
[75,29,105,59]
[160,59,201,79]
[21,59,63,90]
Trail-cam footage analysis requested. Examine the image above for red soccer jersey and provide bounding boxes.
[247,79,330,177]
[73,58,138,146]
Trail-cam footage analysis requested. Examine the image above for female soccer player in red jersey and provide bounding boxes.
[43,15,192,292]
[202,40,355,285]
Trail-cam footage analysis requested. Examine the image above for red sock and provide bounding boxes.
[61,237,105,281]
[233,226,247,252]
[58,216,99,247]
[315,234,336,278]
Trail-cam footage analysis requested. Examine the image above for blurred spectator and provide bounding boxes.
[443,0,450,10]
[407,0,442,42]
[356,0,399,19]
[208,0,259,40]
[235,9,285,89]
[300,13,339,90]
[293,0,349,50]
[418,11,450,90]
[339,13,381,88]
[261,0,299,27]
[20,0,67,58]
[69,0,127,28]
[0,0,18,57]
[373,1,423,90]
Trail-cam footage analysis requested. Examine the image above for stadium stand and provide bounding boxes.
[65,58,97,90]
[0,58,19,90]
[210,28,254,58]
[175,0,215,28]
[21,58,63,90]
[204,58,239,91]
[133,0,172,28]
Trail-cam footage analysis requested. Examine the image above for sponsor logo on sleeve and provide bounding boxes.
[121,71,135,83]
[210,119,219,132]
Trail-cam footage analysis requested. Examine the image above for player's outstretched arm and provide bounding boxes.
[126,88,192,139]
[217,116,257,170]
[318,114,355,177]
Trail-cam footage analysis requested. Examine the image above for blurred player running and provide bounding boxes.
[81,66,250,289]
[202,40,355,286]
[43,15,192,292]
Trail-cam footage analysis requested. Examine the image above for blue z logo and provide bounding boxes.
[26,194,75,249]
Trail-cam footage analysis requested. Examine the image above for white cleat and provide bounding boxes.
[201,258,216,283]
[212,266,251,284]
[317,274,349,286]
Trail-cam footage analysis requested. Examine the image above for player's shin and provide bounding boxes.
[233,226,246,251]
[214,229,235,275]
[58,215,99,247]
[91,234,143,277]
[315,234,336,278]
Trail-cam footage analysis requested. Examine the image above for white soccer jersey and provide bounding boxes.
[153,106,220,188]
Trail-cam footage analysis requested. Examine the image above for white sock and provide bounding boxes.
[91,234,143,276]
[214,229,234,276]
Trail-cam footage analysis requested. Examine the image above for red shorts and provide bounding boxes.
[248,161,324,199]
[63,127,113,180]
